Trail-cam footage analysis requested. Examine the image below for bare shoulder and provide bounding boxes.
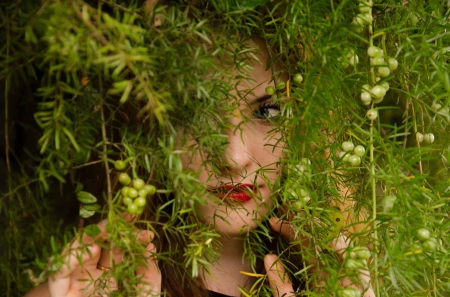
[24,283,50,297]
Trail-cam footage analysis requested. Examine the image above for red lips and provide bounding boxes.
[215,184,257,203]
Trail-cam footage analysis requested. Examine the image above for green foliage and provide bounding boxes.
[1,0,449,296]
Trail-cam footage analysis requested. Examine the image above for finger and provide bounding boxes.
[330,234,349,259]
[70,219,108,250]
[268,217,311,248]
[48,243,102,297]
[97,242,124,269]
[264,254,294,297]
[136,232,161,297]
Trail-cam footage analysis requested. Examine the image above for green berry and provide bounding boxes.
[345,259,366,270]
[118,173,131,186]
[138,189,147,197]
[122,197,133,205]
[265,86,275,95]
[127,188,138,198]
[293,73,303,84]
[127,203,138,214]
[121,186,130,197]
[114,160,127,170]
[337,288,361,297]
[144,184,156,195]
[291,201,304,211]
[417,228,431,241]
[132,178,145,190]
[423,238,438,251]
[276,81,286,90]
[134,197,146,207]
[354,247,371,260]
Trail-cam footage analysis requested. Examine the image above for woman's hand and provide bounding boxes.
[264,217,375,297]
[25,218,161,297]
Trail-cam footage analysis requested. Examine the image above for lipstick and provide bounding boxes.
[215,184,257,203]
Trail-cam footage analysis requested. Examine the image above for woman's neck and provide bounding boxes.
[202,235,253,297]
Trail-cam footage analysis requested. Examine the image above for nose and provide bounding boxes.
[220,117,255,177]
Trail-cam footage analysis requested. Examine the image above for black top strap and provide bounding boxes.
[209,290,233,297]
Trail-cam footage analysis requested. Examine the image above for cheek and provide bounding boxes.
[179,139,213,183]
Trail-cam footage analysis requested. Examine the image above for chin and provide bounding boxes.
[199,199,271,236]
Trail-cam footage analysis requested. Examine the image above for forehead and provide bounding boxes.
[228,39,287,100]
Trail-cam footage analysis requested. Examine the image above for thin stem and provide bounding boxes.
[367,3,379,296]
[98,72,114,292]
[370,122,379,297]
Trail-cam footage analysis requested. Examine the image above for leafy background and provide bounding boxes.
[1,0,449,296]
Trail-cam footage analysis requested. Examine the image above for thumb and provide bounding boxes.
[264,254,295,297]
[136,231,161,296]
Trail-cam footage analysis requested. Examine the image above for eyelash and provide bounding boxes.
[253,101,281,121]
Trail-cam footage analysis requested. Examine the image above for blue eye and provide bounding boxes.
[254,102,280,120]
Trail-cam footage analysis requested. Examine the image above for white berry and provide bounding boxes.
[377,66,391,77]
[388,57,399,71]
[339,151,350,162]
[354,14,368,25]
[423,133,435,143]
[383,195,397,211]
[417,228,431,241]
[371,85,386,99]
[380,81,390,91]
[348,54,359,66]
[372,57,386,66]
[360,92,372,105]
[361,84,371,92]
[358,1,372,13]
[416,132,424,143]
[367,46,383,58]
[348,155,361,166]
[342,141,355,152]
[431,102,442,112]
[354,145,365,157]
[366,108,378,120]
[372,95,384,104]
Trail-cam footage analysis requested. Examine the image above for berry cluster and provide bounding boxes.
[416,228,439,252]
[337,287,361,297]
[351,1,373,33]
[344,246,371,272]
[265,73,303,98]
[361,45,399,120]
[286,158,312,210]
[115,160,156,214]
[416,132,435,144]
[338,141,366,166]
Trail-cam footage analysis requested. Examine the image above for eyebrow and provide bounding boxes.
[251,94,272,104]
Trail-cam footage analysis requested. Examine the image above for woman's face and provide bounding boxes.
[182,43,286,236]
